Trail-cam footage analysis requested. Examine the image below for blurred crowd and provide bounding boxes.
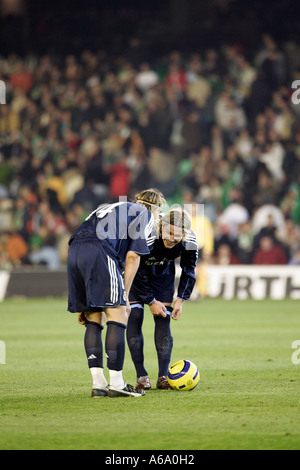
[0,33,300,270]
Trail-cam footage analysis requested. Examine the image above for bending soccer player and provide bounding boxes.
[67,189,165,398]
[127,208,198,390]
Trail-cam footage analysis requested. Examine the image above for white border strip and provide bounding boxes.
[0,271,10,302]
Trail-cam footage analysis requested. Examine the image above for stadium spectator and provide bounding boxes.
[135,62,159,93]
[0,230,28,266]
[106,153,131,201]
[181,109,205,156]
[165,62,187,99]
[252,236,288,265]
[218,188,249,240]
[276,217,300,260]
[236,221,254,264]
[185,67,212,109]
[9,60,33,93]
[252,170,280,207]
[214,243,240,265]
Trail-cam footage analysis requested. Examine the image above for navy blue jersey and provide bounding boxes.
[68,201,155,265]
[67,201,156,312]
[129,230,198,304]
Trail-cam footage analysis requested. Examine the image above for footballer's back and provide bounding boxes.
[69,201,155,262]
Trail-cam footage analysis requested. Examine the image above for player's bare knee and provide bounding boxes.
[84,311,104,325]
[105,306,128,326]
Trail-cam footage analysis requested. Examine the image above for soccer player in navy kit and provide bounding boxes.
[127,208,198,390]
[67,189,165,397]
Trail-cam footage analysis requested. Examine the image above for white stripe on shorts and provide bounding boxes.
[107,256,118,304]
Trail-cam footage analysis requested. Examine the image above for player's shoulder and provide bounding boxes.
[182,229,198,251]
[127,201,149,214]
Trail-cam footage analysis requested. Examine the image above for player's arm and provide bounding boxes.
[133,267,167,318]
[124,251,141,296]
[177,250,197,301]
[174,238,198,320]
[123,251,141,316]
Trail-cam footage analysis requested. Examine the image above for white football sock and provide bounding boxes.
[90,367,108,389]
[109,370,125,390]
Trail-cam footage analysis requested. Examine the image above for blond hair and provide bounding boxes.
[160,208,192,241]
[134,188,166,211]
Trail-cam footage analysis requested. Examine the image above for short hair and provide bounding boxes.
[160,208,192,241]
[135,188,166,211]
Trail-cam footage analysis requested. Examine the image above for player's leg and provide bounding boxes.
[77,243,144,397]
[67,243,108,397]
[104,305,127,390]
[84,311,108,397]
[154,304,173,389]
[151,271,175,389]
[105,305,145,397]
[126,303,151,389]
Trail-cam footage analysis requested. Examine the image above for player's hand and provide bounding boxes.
[172,298,183,320]
[149,300,167,318]
[78,312,87,326]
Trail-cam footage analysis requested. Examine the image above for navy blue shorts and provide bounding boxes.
[129,272,175,304]
[67,239,126,313]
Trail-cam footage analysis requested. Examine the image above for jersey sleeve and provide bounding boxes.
[177,231,198,301]
[127,209,156,255]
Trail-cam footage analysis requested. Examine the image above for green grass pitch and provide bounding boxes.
[0,297,299,450]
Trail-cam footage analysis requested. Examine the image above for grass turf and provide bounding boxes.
[0,297,299,450]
